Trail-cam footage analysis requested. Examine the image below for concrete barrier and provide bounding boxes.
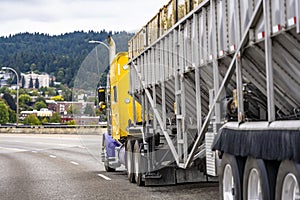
[0,126,105,135]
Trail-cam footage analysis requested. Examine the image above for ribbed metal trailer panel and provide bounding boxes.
[129,0,299,172]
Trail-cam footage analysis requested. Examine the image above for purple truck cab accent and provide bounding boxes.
[104,132,120,158]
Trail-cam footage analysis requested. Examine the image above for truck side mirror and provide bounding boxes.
[98,87,106,111]
[98,87,106,103]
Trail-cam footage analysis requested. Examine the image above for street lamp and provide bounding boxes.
[88,40,107,75]
[2,67,19,125]
[89,37,116,133]
[88,40,109,50]
[88,36,116,65]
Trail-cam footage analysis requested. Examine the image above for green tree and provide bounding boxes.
[35,78,39,88]
[29,77,33,88]
[47,87,56,96]
[34,101,47,111]
[8,109,16,123]
[67,105,80,115]
[84,104,94,116]
[18,88,29,95]
[56,70,64,82]
[0,86,10,94]
[21,76,26,88]
[24,114,41,125]
[19,94,32,106]
[65,120,76,125]
[31,89,39,96]
[50,79,55,87]
[41,117,48,124]
[30,63,36,72]
[36,96,46,104]
[49,113,61,123]
[0,31,133,88]
[0,100,9,124]
[2,93,16,111]
[61,86,72,101]
[86,96,96,103]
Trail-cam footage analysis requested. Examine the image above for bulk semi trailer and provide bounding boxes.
[100,0,300,199]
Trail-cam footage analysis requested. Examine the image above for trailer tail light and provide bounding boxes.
[272,24,281,33]
[229,45,236,52]
[200,59,204,65]
[257,32,265,40]
[288,16,297,27]
[219,50,225,57]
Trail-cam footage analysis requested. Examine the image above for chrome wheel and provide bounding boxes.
[223,164,234,200]
[134,150,139,181]
[127,147,132,174]
[248,168,262,200]
[126,141,135,183]
[282,173,300,200]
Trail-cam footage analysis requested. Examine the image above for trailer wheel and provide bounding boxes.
[275,160,300,200]
[220,153,243,200]
[243,157,272,200]
[126,140,135,183]
[134,140,145,186]
[103,136,115,172]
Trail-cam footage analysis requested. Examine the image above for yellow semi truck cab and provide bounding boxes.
[107,52,141,140]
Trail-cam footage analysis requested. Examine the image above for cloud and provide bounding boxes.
[0,0,170,36]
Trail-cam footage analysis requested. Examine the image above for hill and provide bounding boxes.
[0,30,134,87]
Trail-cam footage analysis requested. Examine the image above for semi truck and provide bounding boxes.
[100,0,300,199]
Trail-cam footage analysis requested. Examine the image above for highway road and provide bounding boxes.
[0,133,218,200]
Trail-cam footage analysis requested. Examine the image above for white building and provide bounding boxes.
[20,109,53,120]
[0,70,13,87]
[21,72,50,88]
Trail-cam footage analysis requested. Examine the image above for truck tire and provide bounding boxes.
[126,140,135,183]
[275,160,300,200]
[219,153,244,200]
[103,136,116,172]
[243,157,271,200]
[134,140,145,186]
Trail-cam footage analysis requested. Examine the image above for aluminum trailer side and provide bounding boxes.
[127,0,300,198]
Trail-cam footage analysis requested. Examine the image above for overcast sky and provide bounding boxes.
[0,0,170,37]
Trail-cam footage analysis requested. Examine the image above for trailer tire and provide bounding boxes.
[126,140,135,183]
[219,153,244,200]
[243,157,272,200]
[275,160,300,200]
[134,140,145,186]
[103,136,116,172]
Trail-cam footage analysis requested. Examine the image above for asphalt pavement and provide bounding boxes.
[0,133,218,200]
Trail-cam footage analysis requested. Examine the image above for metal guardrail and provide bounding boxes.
[0,124,107,129]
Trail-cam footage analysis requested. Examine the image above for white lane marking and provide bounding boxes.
[77,146,86,149]
[98,174,111,181]
[70,161,79,165]
[0,146,27,152]
[36,142,76,147]
[49,155,56,158]
[31,151,38,153]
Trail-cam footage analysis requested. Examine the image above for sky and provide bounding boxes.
[0,0,170,37]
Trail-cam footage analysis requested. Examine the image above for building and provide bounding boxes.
[46,100,95,116]
[21,72,50,88]
[0,70,13,87]
[20,108,53,120]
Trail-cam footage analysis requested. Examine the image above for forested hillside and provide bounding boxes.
[0,30,133,87]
